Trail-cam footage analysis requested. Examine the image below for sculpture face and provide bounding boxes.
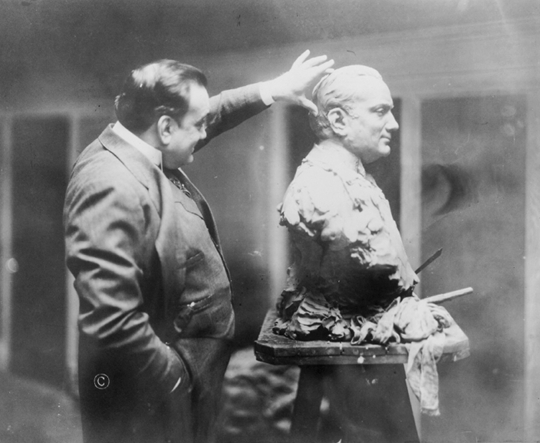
[340,77,399,164]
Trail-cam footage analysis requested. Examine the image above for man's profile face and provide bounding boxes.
[341,77,399,164]
[163,83,210,168]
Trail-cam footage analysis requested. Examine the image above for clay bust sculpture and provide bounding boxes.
[273,66,455,415]
[275,65,419,339]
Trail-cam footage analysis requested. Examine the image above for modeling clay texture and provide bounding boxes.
[278,145,418,313]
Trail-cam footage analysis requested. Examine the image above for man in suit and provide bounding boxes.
[64,51,333,443]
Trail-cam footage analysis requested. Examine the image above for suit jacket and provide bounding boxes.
[64,84,268,443]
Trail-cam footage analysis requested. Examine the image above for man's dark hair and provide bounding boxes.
[115,59,208,133]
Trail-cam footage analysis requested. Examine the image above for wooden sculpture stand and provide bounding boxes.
[254,308,470,443]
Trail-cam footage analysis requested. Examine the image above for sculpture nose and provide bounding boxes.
[387,112,399,132]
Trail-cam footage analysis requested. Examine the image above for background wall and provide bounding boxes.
[421,95,527,441]
[0,1,539,441]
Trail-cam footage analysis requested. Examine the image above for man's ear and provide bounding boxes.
[156,115,175,145]
[327,108,347,137]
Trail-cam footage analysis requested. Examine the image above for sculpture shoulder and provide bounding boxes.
[280,163,343,222]
[279,160,396,246]
[280,162,361,243]
[281,162,382,219]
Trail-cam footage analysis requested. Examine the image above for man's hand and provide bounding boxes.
[266,50,334,115]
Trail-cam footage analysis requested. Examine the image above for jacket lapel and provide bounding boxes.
[98,125,186,302]
[175,169,221,247]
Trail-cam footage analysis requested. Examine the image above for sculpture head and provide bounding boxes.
[309,65,399,164]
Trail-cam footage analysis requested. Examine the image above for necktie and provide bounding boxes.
[165,172,192,198]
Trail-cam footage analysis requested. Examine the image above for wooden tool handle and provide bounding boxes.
[423,287,474,304]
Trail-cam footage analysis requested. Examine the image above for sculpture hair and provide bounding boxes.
[309,65,383,140]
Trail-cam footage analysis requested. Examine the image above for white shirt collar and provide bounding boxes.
[112,121,162,168]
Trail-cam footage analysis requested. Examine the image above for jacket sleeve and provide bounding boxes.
[64,166,188,401]
[195,83,269,152]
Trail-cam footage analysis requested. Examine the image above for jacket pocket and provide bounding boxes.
[173,290,234,339]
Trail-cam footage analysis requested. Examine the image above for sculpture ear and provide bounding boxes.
[326,108,347,136]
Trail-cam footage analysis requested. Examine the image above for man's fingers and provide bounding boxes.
[300,60,335,84]
[309,59,335,75]
[291,50,311,69]
[298,97,318,115]
[300,55,329,69]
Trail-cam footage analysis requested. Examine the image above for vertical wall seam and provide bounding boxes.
[267,105,289,302]
[65,114,80,390]
[399,95,423,438]
[524,91,540,442]
[0,116,13,371]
